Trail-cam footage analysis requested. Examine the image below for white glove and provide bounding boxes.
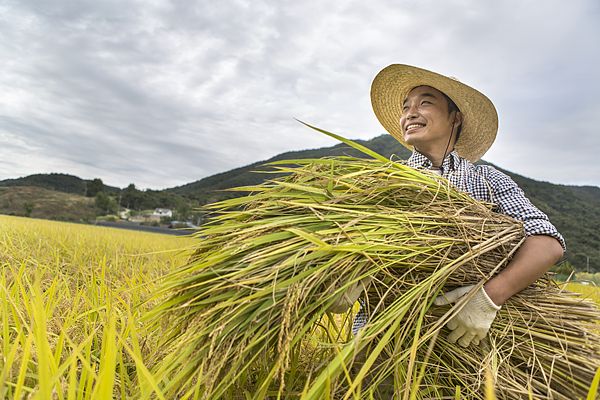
[326,276,372,314]
[433,285,500,347]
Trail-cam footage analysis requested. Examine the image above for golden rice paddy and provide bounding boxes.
[0,214,598,399]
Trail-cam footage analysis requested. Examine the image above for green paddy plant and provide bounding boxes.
[151,126,600,399]
[0,216,196,399]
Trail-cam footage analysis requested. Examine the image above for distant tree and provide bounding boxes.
[95,192,118,215]
[142,189,182,210]
[177,202,192,220]
[191,210,206,226]
[573,253,592,272]
[95,192,111,215]
[108,197,118,214]
[552,260,575,276]
[22,201,35,217]
[122,184,142,210]
[87,178,105,197]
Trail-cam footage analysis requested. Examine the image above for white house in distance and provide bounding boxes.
[153,208,173,218]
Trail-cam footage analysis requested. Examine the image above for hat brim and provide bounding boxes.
[370,64,498,162]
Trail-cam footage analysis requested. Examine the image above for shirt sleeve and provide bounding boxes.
[482,166,566,251]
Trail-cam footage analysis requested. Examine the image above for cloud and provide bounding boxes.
[0,0,598,189]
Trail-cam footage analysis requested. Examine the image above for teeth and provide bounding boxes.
[406,124,424,130]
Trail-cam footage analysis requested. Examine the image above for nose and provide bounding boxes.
[400,103,418,129]
[404,103,418,119]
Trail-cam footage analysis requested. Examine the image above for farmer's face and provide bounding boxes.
[400,86,461,151]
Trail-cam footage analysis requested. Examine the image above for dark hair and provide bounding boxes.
[440,91,462,141]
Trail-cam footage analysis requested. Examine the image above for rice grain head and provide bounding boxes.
[149,128,600,400]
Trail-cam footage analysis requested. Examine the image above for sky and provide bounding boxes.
[1,0,599,190]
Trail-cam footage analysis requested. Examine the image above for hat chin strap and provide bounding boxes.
[431,120,456,174]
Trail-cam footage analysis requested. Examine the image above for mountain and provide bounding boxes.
[0,173,88,194]
[1,135,598,270]
[165,134,599,271]
[166,135,412,196]
[473,161,600,271]
[0,173,120,195]
[565,185,600,203]
[0,186,97,222]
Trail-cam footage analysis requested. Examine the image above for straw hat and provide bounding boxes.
[371,64,498,162]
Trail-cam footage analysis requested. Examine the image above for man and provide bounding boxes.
[351,64,565,348]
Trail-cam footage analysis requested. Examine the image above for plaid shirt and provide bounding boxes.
[352,150,565,335]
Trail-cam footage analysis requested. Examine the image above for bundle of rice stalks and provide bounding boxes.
[149,128,600,400]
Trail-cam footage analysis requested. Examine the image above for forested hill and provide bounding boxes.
[0,173,120,195]
[165,134,600,270]
[165,135,412,197]
[1,135,598,270]
[473,161,600,270]
[0,173,88,194]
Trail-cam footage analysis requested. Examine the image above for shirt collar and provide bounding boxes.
[407,149,460,174]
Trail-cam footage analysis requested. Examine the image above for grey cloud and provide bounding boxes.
[0,0,599,189]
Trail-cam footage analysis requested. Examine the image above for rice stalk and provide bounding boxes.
[150,128,600,400]
[0,215,196,399]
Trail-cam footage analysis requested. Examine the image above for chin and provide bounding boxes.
[404,138,416,147]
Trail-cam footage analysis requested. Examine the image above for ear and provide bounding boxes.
[453,111,463,127]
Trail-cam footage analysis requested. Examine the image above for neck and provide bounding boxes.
[416,122,457,169]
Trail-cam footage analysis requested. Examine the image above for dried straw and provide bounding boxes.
[149,128,600,400]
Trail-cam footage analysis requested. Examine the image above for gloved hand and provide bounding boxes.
[326,276,372,314]
[433,285,501,347]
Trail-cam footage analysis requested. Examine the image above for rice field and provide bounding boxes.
[0,215,197,399]
[562,282,600,304]
[561,282,600,333]
[1,214,599,399]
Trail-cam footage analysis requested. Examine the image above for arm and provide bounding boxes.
[435,166,565,346]
[483,234,564,306]
[478,166,565,305]
[434,234,564,347]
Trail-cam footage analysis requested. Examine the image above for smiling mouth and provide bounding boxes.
[405,123,425,132]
